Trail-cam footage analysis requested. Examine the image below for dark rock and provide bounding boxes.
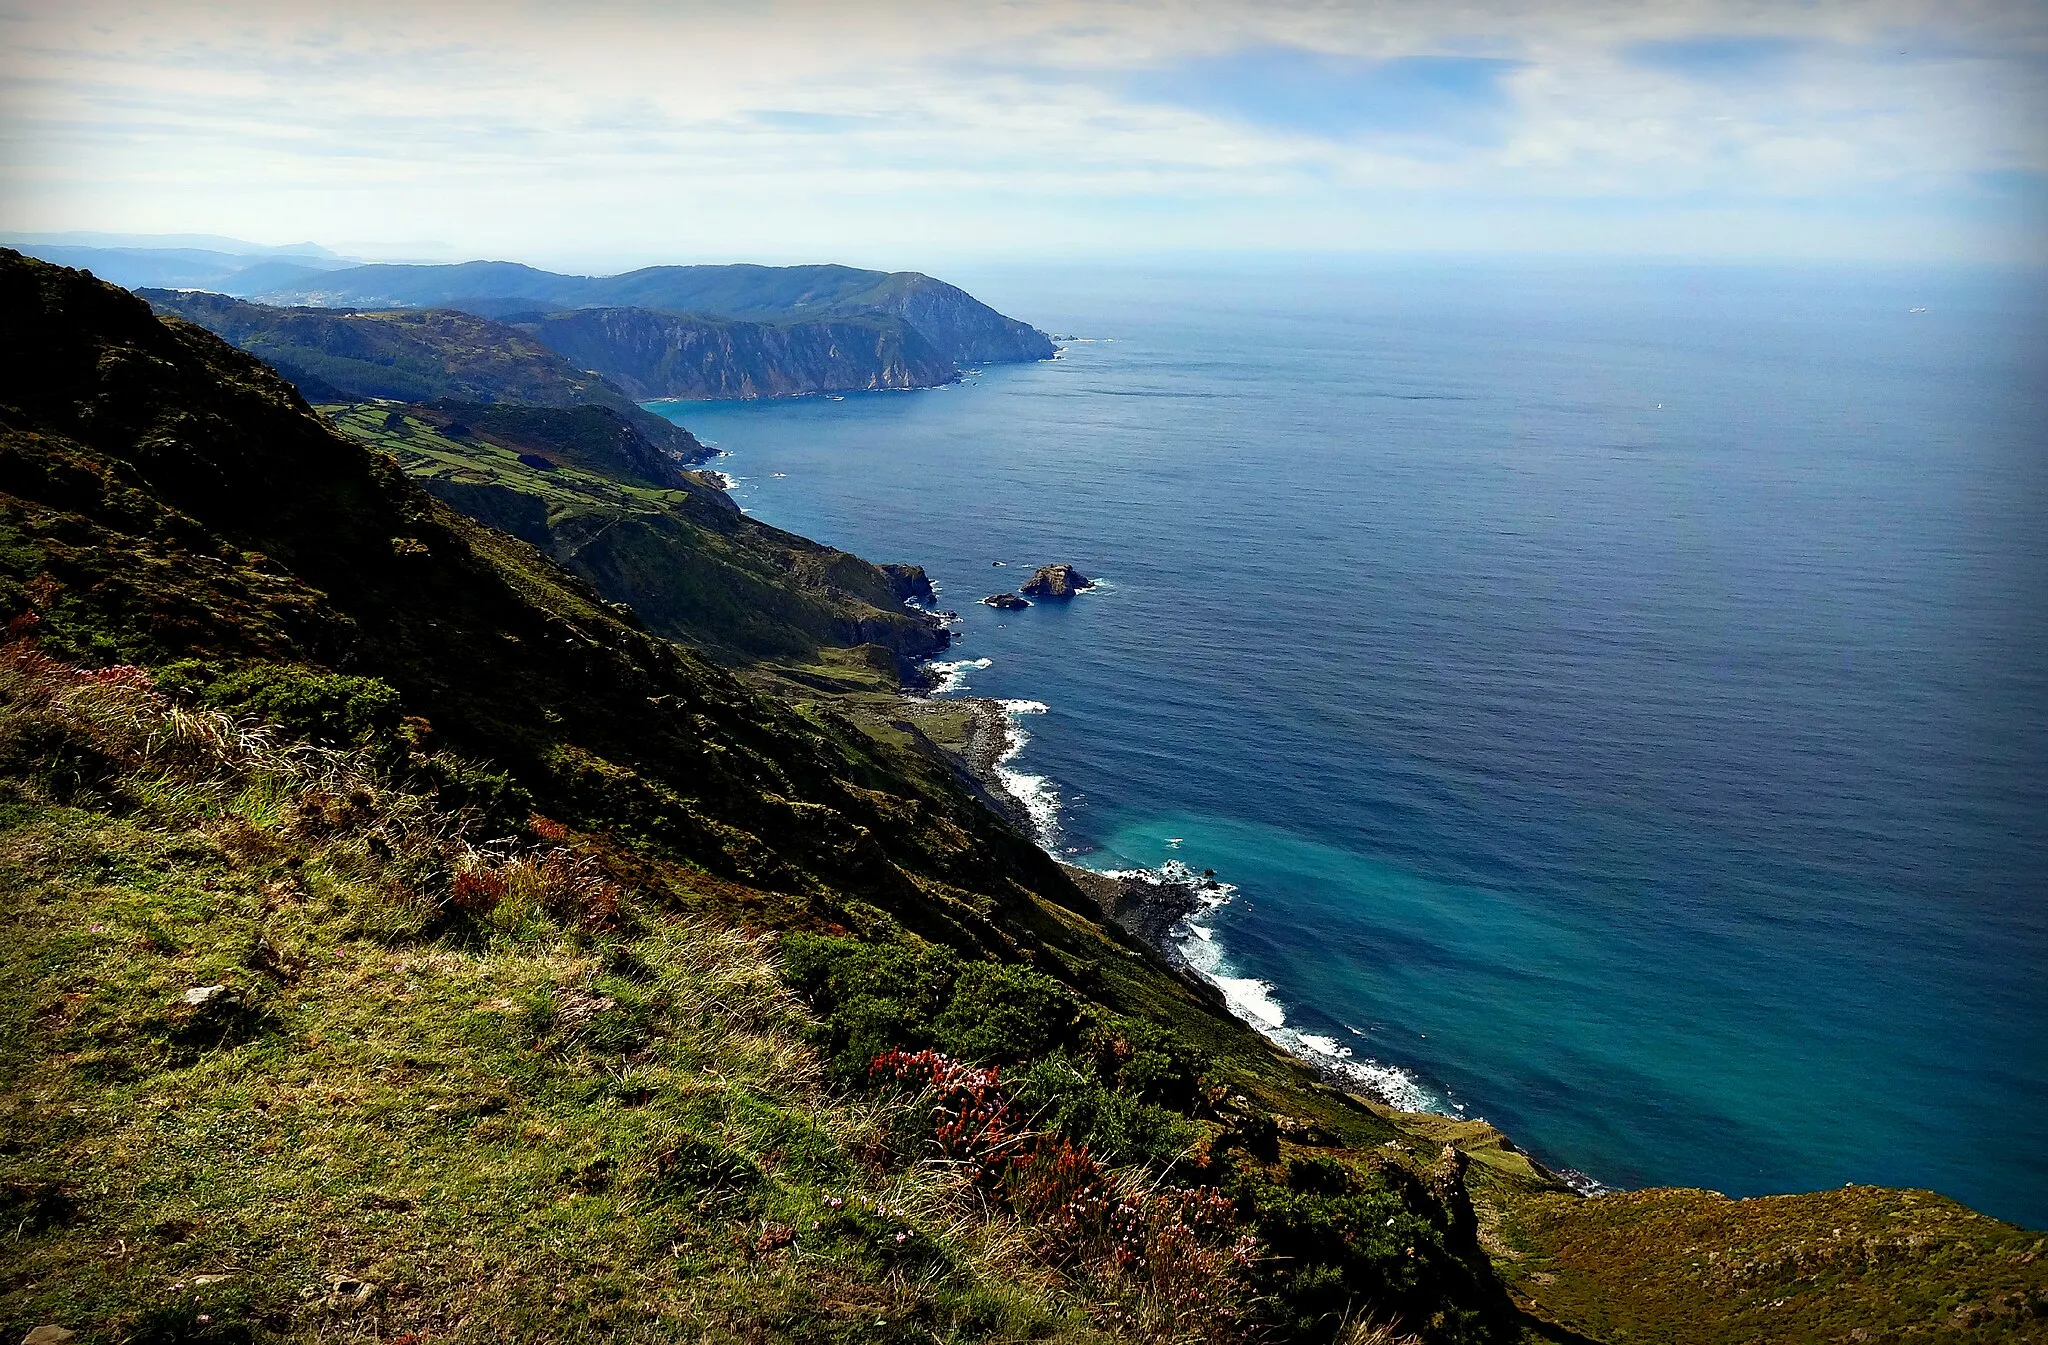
[981,593,1029,610]
[880,563,937,606]
[516,452,557,471]
[1020,563,1090,599]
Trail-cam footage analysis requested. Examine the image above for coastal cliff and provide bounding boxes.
[515,306,960,400]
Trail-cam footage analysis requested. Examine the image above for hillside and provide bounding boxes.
[250,260,1056,367]
[2,249,2039,1344]
[0,248,1519,1343]
[320,400,952,668]
[138,290,707,460]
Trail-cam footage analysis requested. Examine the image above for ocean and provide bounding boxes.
[649,259,2048,1227]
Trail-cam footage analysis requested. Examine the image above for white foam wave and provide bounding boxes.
[1101,857,1452,1117]
[924,657,991,694]
[992,700,1059,845]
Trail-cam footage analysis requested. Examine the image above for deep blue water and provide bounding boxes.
[651,261,2048,1227]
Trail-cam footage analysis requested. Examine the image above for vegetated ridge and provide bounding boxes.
[139,291,949,671]
[1,249,2039,1344]
[324,401,951,670]
[139,290,705,459]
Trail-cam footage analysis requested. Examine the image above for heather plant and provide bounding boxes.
[870,1044,1257,1339]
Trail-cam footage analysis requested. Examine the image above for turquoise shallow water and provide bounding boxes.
[652,261,2048,1225]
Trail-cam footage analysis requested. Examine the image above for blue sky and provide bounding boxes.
[0,0,2040,266]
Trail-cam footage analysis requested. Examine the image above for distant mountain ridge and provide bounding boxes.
[3,234,355,295]
[252,259,1056,368]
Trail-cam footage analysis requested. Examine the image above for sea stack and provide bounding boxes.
[1020,563,1091,599]
[981,593,1031,610]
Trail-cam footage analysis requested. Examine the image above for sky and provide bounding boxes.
[0,0,2042,269]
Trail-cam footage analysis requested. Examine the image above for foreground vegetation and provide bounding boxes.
[2,249,2040,1343]
[0,646,1240,1341]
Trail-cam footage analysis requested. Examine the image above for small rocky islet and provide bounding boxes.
[982,562,1092,609]
[1021,562,1091,598]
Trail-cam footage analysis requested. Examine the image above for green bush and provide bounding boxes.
[0,711,119,804]
[779,931,958,1079]
[780,933,1221,1172]
[930,961,1079,1065]
[157,660,402,747]
[1087,1012,1211,1110]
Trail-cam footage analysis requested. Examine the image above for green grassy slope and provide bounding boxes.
[0,654,1116,1343]
[1476,1173,2047,1342]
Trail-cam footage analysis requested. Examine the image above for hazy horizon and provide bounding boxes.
[2,0,2042,271]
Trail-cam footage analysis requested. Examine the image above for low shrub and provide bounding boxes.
[779,931,957,1079]
[640,1134,763,1211]
[1088,1012,1211,1111]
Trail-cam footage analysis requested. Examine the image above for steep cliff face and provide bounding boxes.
[869,272,1056,364]
[520,307,960,400]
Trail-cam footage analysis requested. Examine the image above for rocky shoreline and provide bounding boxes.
[1059,865,1213,962]
[892,694,1039,834]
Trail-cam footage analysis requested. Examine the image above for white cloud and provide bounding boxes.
[0,0,2040,262]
